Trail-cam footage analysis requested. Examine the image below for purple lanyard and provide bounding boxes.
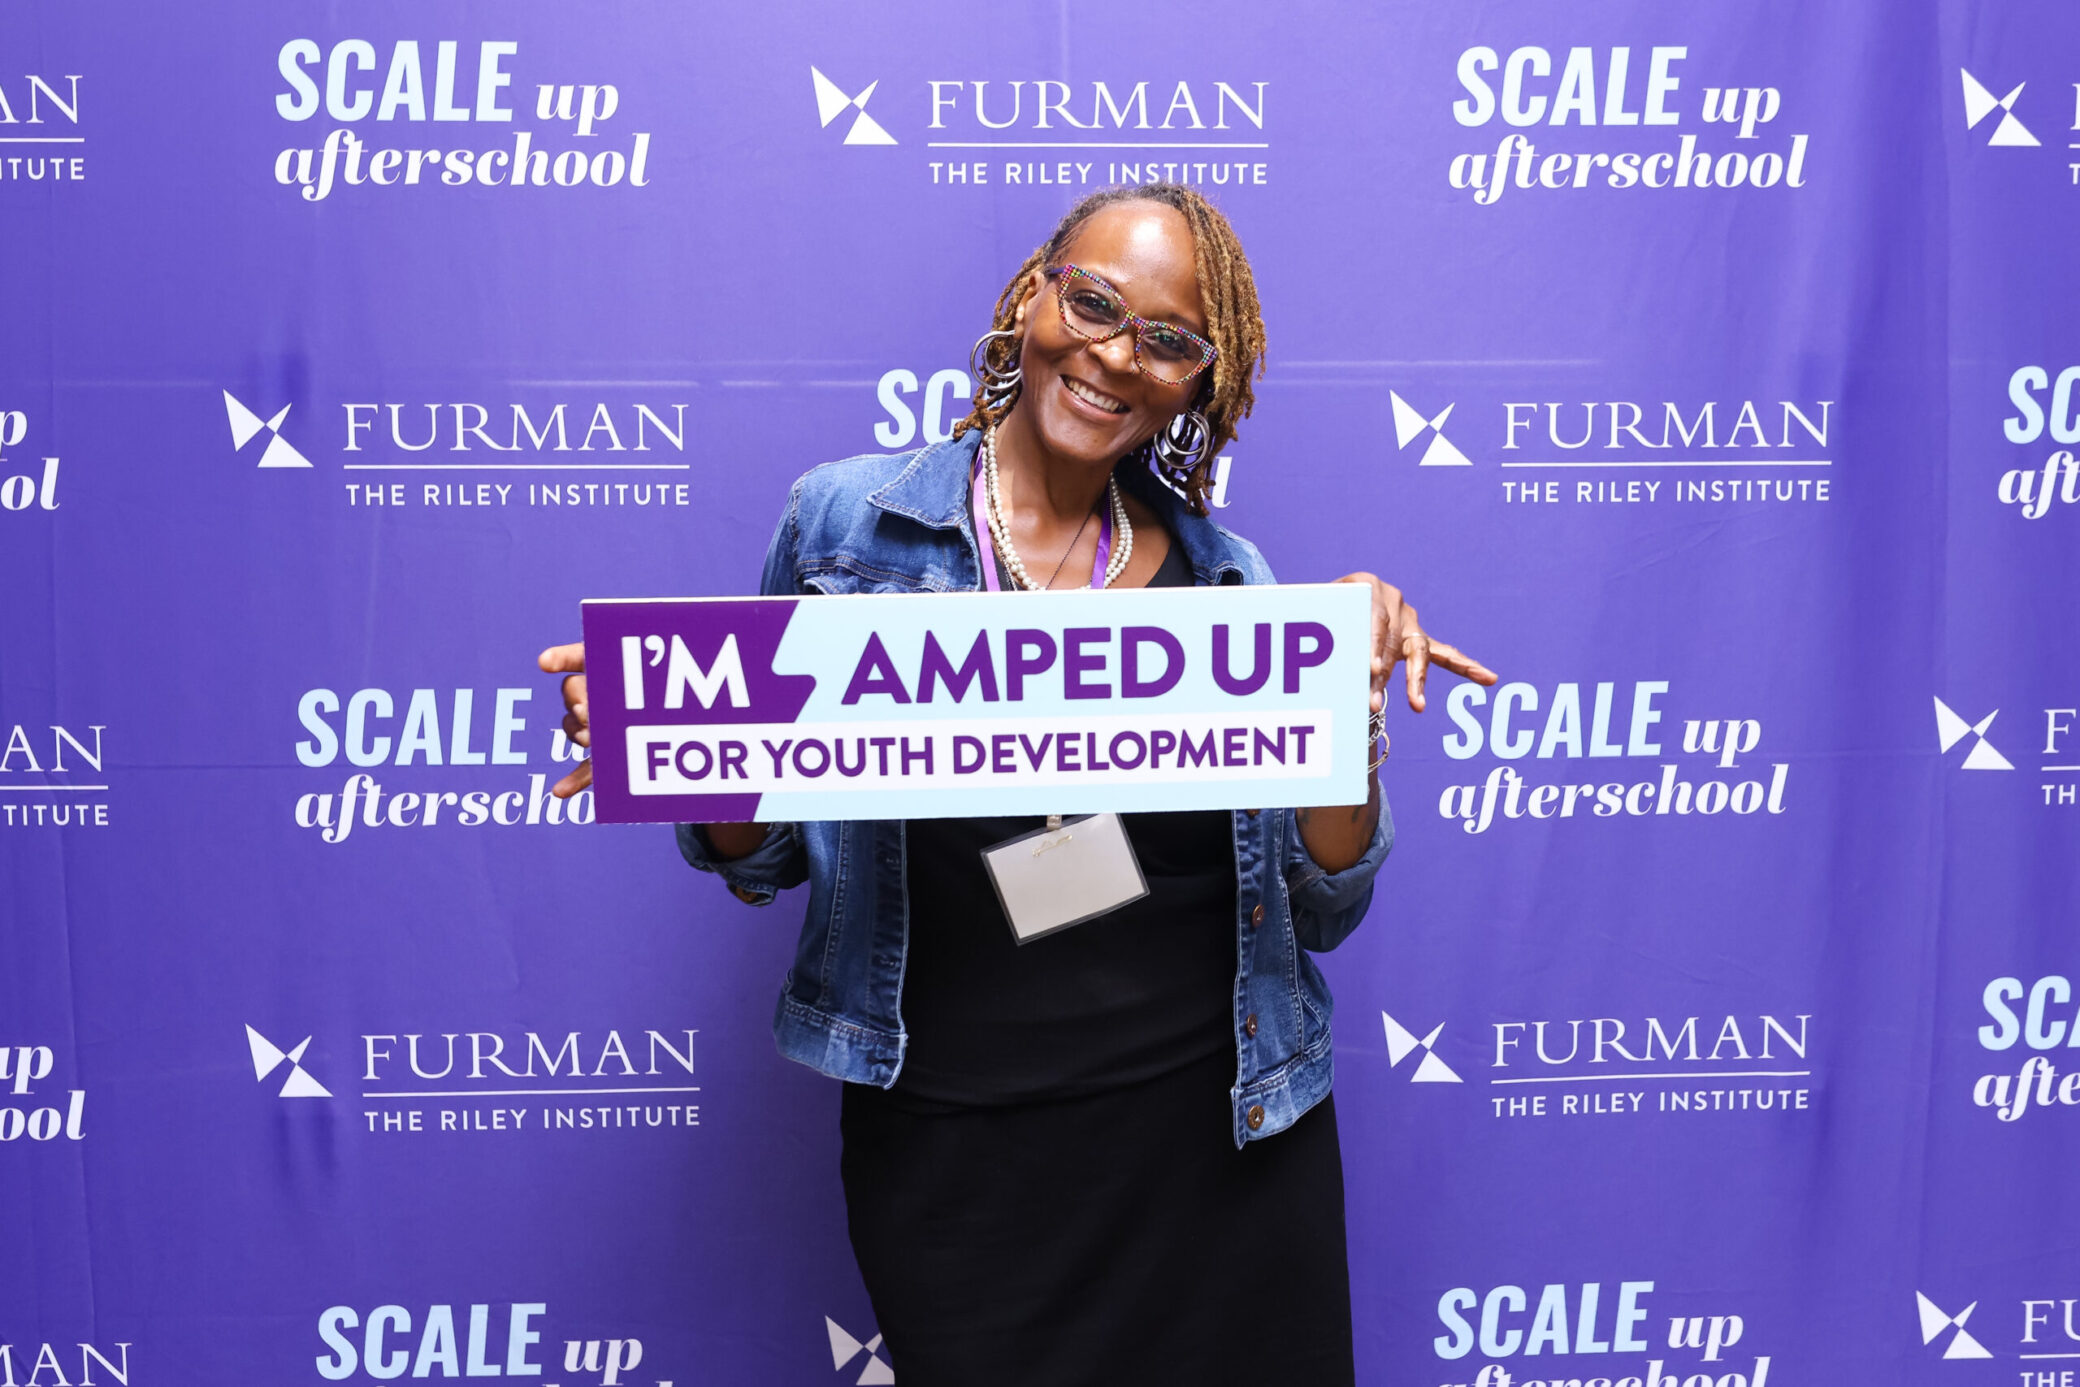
[971,449,1113,592]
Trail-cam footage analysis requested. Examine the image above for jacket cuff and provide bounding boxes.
[1285,794,1394,916]
[676,821,797,906]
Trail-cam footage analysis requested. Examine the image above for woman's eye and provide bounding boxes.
[1068,290,1119,323]
[1143,327,1196,361]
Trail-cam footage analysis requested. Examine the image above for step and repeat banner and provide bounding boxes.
[3,1,2075,1383]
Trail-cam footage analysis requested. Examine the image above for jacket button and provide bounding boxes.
[1250,903,1265,928]
[1244,1013,1258,1038]
[1246,1104,1265,1130]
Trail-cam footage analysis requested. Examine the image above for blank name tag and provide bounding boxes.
[981,813,1150,945]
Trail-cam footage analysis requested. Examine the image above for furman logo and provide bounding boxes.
[1934,697,2015,771]
[0,73,87,185]
[825,1318,894,1385]
[811,67,895,146]
[1391,393,1472,469]
[246,1025,332,1098]
[358,1027,700,1136]
[234,394,696,512]
[1960,70,2039,147]
[904,75,1269,191]
[1915,1292,1992,1359]
[225,391,315,469]
[0,1344,131,1385]
[1914,1289,2080,1363]
[1490,1012,1813,1121]
[1,719,109,829]
[1398,393,1836,509]
[1383,1011,1463,1083]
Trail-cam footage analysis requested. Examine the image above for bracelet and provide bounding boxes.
[1368,708,1390,772]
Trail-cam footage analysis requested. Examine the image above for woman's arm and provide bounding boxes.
[1296,775,1381,874]
[1296,572,1493,871]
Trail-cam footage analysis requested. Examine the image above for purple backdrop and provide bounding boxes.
[3,2,2075,1383]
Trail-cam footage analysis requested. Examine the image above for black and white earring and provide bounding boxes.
[1152,408,1212,479]
[970,329,1024,411]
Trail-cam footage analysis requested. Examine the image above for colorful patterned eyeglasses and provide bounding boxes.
[1044,265,1219,386]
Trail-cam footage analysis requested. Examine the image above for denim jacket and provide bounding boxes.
[676,431,1391,1146]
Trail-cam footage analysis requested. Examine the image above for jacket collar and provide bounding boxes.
[865,427,1247,585]
[865,432,978,531]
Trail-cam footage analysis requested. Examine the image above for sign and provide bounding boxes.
[579,584,1373,823]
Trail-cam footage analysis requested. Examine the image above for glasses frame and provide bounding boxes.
[1043,265,1219,387]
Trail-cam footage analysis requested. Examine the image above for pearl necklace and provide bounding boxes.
[981,427,1133,590]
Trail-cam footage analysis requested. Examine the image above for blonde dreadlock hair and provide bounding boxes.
[950,184,1266,517]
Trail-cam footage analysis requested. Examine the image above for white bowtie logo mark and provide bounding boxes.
[1916,1292,1993,1359]
[1961,70,2039,147]
[245,1024,332,1098]
[825,1318,894,1384]
[1934,697,2015,771]
[1383,1011,1463,1083]
[1389,392,1472,468]
[224,391,314,469]
[812,68,897,147]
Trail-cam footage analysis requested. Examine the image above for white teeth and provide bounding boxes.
[1064,377,1127,414]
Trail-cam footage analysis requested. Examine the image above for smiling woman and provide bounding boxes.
[538,183,1492,1387]
[956,184,1264,524]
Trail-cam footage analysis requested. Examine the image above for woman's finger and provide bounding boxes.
[1425,638,1498,685]
[1404,634,1432,712]
[561,673,588,711]
[561,711,591,748]
[551,759,594,799]
[539,642,585,674]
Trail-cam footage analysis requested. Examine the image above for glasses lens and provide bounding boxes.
[1058,276,1125,337]
[1137,324,1208,383]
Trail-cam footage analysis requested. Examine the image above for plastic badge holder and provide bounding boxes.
[980,813,1150,944]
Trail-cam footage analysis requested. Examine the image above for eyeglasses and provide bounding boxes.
[1044,265,1218,386]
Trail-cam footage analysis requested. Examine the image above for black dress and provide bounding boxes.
[840,540,1356,1387]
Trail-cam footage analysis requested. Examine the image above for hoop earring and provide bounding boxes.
[1152,408,1211,480]
[970,329,1024,411]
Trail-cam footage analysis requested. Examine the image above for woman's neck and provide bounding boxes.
[991,407,1114,524]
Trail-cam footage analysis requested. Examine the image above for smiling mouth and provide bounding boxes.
[1062,375,1129,415]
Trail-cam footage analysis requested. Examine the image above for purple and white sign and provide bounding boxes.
[581,585,1374,822]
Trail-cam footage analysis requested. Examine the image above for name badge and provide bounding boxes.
[980,814,1149,944]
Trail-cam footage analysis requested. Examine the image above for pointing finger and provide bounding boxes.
[551,760,594,799]
[539,642,585,674]
[1426,639,1498,686]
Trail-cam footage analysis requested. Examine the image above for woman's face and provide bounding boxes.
[1010,201,1207,469]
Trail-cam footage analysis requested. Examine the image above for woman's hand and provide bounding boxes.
[537,642,592,799]
[1333,572,1497,714]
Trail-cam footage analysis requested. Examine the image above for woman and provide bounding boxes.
[540,184,1492,1385]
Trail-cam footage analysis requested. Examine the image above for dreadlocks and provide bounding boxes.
[950,184,1266,516]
